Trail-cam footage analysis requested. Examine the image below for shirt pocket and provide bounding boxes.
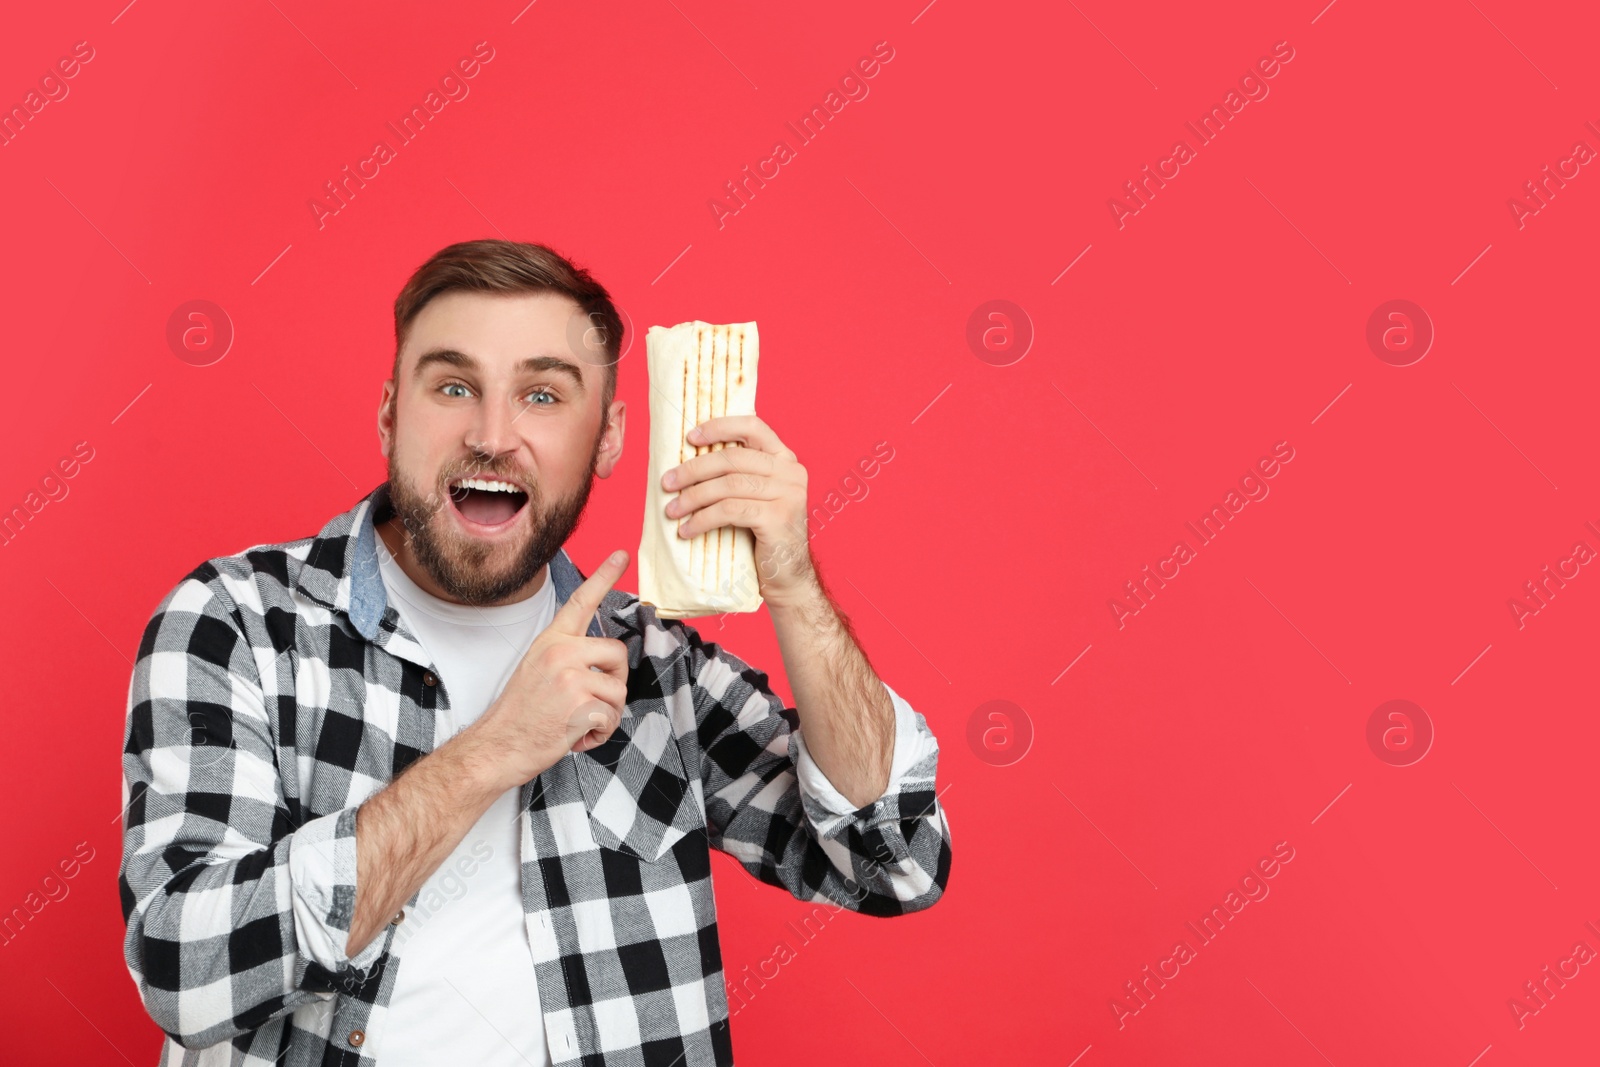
[573,707,700,863]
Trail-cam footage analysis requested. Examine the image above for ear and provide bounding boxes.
[377,378,397,459]
[595,399,626,478]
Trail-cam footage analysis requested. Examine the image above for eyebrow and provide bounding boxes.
[411,348,587,395]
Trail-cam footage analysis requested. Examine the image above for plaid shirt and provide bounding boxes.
[118,482,951,1066]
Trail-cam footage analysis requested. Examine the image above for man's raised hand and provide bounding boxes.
[467,549,632,791]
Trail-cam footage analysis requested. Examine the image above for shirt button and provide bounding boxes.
[348,1029,366,1046]
[423,671,438,687]
[391,910,405,924]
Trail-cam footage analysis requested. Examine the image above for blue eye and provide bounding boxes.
[441,382,471,398]
[527,388,556,405]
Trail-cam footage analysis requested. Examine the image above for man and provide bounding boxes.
[118,239,951,1066]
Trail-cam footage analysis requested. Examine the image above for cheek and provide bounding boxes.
[527,431,597,492]
[394,440,441,493]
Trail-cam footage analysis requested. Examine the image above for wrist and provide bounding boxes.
[764,574,830,618]
[447,717,529,799]
[757,536,823,609]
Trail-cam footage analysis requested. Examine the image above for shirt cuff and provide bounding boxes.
[288,806,388,975]
[793,680,936,820]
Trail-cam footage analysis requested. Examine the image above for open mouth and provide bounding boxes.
[447,476,530,531]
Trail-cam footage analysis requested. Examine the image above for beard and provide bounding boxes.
[385,415,604,606]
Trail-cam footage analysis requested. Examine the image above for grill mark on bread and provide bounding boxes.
[728,327,740,594]
[724,327,736,587]
[686,327,699,585]
[725,327,744,587]
[711,324,726,594]
[696,323,713,589]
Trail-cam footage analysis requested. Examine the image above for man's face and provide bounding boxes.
[378,289,624,605]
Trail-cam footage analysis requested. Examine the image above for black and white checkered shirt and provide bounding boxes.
[118,482,952,1065]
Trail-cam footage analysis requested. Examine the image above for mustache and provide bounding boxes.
[440,463,535,495]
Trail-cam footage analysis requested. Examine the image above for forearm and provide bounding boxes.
[347,725,507,954]
[766,569,895,809]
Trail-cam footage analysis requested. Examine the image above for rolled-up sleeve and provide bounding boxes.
[651,606,951,917]
[288,807,389,973]
[792,680,940,834]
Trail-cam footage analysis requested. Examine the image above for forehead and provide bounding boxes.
[400,289,599,379]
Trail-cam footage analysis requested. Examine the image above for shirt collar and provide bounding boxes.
[295,482,606,642]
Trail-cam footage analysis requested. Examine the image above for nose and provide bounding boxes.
[466,390,521,463]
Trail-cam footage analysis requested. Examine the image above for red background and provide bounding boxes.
[2,0,1597,1063]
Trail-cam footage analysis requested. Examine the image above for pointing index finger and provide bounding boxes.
[552,549,629,636]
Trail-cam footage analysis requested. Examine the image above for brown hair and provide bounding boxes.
[391,238,623,420]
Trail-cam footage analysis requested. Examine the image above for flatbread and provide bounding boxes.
[638,320,763,618]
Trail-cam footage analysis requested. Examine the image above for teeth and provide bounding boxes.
[453,477,523,494]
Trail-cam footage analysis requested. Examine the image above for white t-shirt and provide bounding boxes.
[374,548,557,1066]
